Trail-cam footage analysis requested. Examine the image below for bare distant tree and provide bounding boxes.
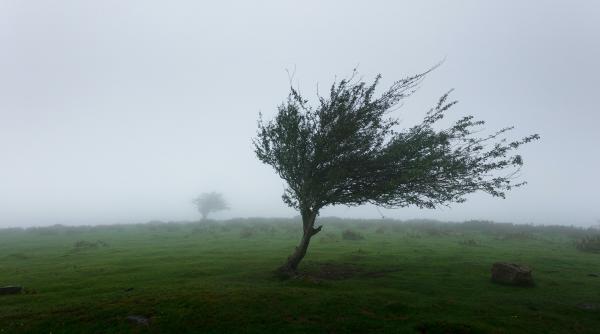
[193,192,228,220]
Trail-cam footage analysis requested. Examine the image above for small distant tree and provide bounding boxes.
[193,192,228,220]
[253,68,539,277]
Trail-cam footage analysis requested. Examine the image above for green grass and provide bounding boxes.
[1,218,599,333]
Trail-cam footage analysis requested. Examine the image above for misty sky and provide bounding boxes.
[1,1,599,227]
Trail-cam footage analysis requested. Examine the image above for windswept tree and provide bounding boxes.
[253,68,539,277]
[193,192,229,220]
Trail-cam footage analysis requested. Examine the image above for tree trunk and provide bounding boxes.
[276,210,322,278]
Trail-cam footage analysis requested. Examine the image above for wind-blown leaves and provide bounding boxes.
[253,69,539,214]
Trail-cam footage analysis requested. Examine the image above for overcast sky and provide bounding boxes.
[1,1,599,228]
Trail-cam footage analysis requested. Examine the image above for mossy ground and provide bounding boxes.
[1,218,599,333]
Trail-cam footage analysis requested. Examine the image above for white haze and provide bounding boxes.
[1,1,599,228]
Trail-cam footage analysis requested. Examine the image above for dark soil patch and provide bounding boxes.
[310,263,362,280]
[362,268,402,278]
[416,320,483,334]
[302,262,401,280]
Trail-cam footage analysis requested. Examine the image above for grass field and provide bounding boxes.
[1,218,599,333]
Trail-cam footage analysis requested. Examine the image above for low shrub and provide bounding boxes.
[72,240,108,251]
[342,229,365,241]
[318,232,338,243]
[575,235,600,253]
[496,232,536,241]
[240,227,255,238]
[459,239,479,246]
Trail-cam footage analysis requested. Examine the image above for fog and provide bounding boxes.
[1,1,599,228]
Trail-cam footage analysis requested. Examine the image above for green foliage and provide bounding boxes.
[254,68,539,214]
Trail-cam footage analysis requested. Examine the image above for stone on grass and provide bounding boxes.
[0,286,23,295]
[126,315,150,326]
[491,262,534,286]
[577,303,598,311]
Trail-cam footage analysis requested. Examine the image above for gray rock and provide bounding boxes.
[126,315,150,326]
[577,303,598,311]
[491,262,534,286]
[0,286,23,295]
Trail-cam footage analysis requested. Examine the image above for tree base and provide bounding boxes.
[274,264,298,280]
[274,212,321,280]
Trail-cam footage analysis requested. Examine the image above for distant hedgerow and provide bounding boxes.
[575,235,600,253]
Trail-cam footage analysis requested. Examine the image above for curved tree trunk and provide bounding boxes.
[277,210,322,278]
